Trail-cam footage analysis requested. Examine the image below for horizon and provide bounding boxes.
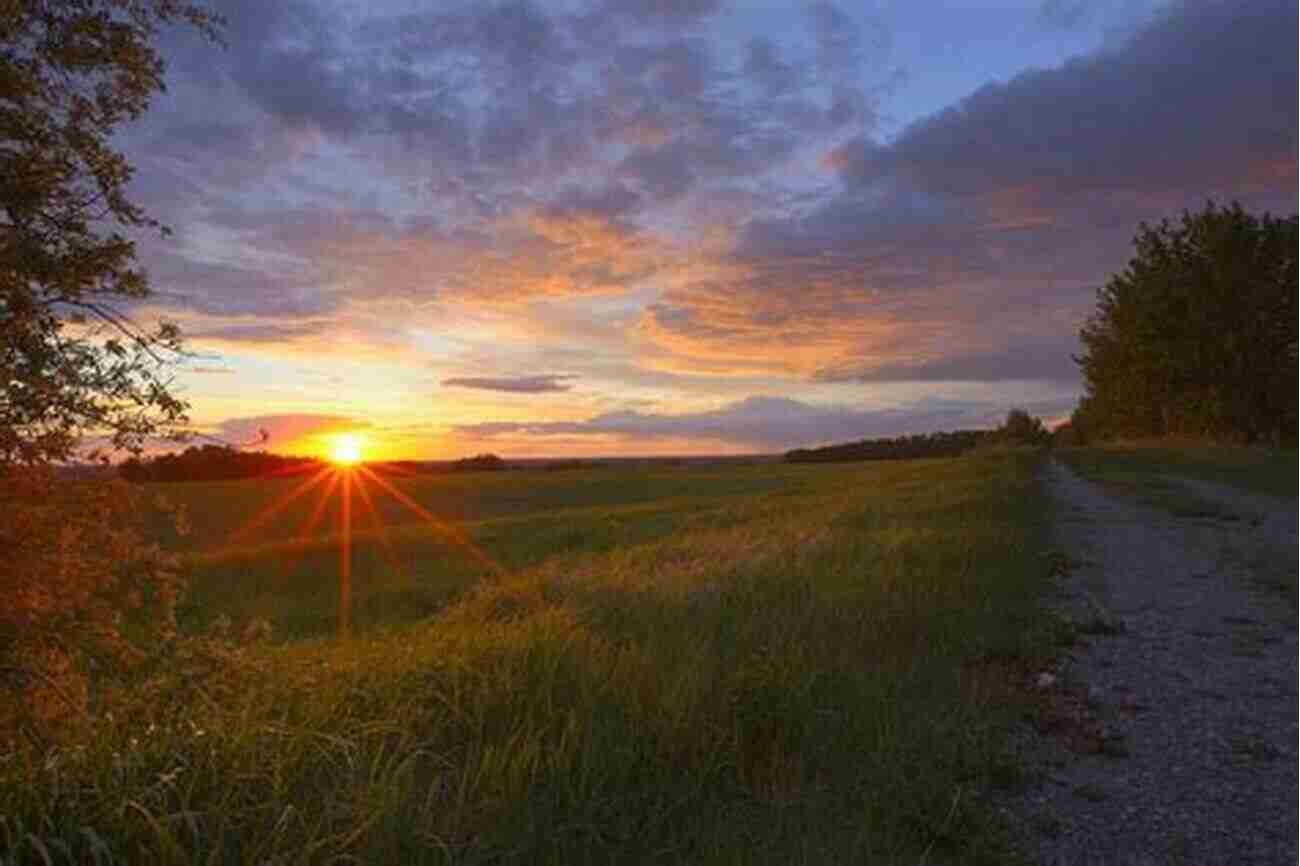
[118,0,1295,462]
[117,423,1015,467]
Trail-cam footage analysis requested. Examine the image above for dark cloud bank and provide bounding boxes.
[442,374,577,393]
[706,0,1296,384]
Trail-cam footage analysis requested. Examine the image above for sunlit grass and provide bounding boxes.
[168,467,801,639]
[1,453,1052,864]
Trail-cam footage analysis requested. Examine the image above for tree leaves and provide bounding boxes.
[1,0,221,466]
[1075,202,1297,444]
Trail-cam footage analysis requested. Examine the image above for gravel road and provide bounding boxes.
[1006,458,1298,866]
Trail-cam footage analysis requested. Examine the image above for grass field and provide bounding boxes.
[1056,444,1298,502]
[167,464,802,640]
[2,453,1054,865]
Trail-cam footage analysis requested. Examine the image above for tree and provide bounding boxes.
[1077,202,1297,444]
[996,408,1048,446]
[1,0,221,467]
[1,1,220,732]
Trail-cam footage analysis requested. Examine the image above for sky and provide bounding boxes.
[120,0,1297,460]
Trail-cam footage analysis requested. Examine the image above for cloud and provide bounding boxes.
[178,318,337,346]
[126,0,1294,408]
[839,0,1295,198]
[607,0,723,22]
[442,374,577,393]
[211,414,371,448]
[637,0,1296,386]
[453,394,1069,451]
[814,337,1082,385]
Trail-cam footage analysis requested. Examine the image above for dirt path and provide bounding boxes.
[1007,458,1297,866]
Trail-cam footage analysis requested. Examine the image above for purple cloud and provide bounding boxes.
[442,374,577,393]
[643,0,1296,386]
[121,0,1294,413]
[454,394,1075,450]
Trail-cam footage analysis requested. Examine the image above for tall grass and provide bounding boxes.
[170,466,804,640]
[1,453,1049,864]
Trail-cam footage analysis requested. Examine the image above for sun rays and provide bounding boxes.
[220,459,505,638]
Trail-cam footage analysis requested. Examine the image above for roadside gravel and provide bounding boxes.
[1005,458,1297,866]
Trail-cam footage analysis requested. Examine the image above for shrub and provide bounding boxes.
[0,469,185,734]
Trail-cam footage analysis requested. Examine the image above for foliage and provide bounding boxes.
[0,467,185,733]
[0,1,220,737]
[786,429,987,463]
[994,408,1049,447]
[785,413,1051,464]
[1076,201,1298,444]
[1,0,220,466]
[1,454,1050,864]
[448,452,508,472]
[121,444,322,483]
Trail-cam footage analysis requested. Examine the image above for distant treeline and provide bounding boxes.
[785,409,1051,464]
[120,448,515,482]
[373,454,511,474]
[448,453,507,472]
[786,430,987,463]
[120,445,323,482]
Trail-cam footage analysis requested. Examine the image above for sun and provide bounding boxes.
[329,433,365,466]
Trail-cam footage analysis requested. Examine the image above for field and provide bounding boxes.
[2,453,1054,865]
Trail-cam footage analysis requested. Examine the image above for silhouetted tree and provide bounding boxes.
[997,408,1049,446]
[1,1,221,467]
[1076,202,1297,443]
[120,445,322,482]
[450,453,507,472]
[1,1,220,730]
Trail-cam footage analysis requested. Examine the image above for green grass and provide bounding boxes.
[164,465,813,640]
[1056,444,1297,501]
[2,454,1053,865]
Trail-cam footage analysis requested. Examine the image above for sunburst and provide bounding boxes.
[219,454,504,638]
[329,432,365,466]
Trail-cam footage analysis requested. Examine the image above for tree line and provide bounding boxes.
[785,409,1050,464]
[786,430,986,463]
[117,448,514,483]
[118,444,323,482]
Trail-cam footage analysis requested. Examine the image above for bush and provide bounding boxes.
[0,469,185,734]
